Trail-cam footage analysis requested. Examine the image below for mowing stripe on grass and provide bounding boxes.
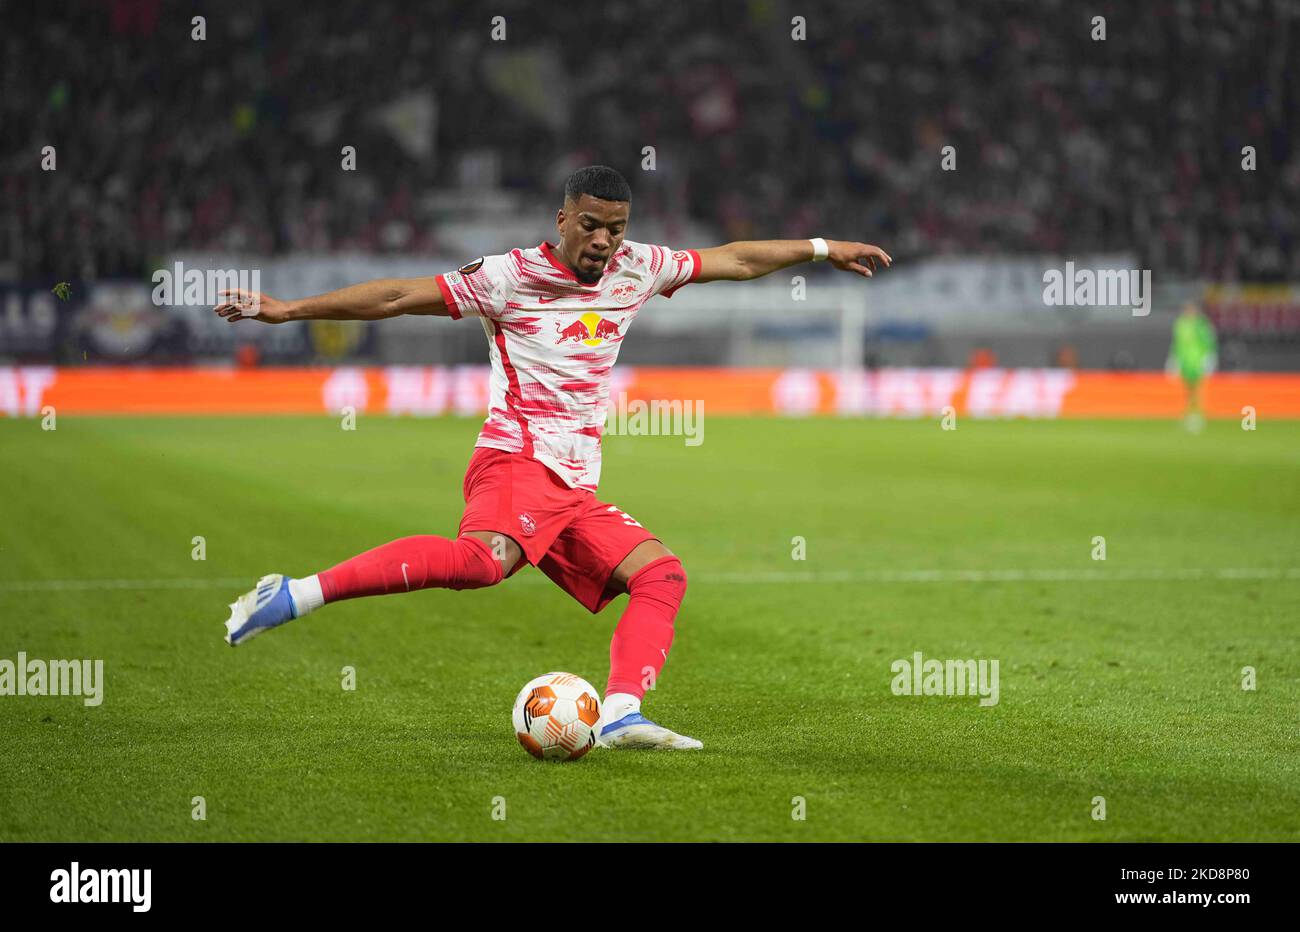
[2,566,1297,592]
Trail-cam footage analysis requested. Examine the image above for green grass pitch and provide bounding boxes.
[1,415,1297,841]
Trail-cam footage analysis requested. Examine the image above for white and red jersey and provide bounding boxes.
[435,240,701,491]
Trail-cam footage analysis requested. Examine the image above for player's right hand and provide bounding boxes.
[827,241,892,279]
[214,289,293,324]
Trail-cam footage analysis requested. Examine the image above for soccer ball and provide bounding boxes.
[512,672,601,762]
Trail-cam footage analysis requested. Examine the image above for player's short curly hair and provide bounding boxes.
[564,165,631,204]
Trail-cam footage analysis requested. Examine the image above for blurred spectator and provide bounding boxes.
[1053,345,1079,368]
[235,343,260,369]
[4,0,1297,282]
[1109,349,1137,370]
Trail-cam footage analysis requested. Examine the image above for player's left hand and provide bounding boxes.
[828,241,892,279]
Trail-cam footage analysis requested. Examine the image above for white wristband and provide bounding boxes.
[810,237,829,261]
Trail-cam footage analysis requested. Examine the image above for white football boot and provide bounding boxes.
[223,574,298,646]
[596,711,703,750]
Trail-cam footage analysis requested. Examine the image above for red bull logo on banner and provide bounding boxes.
[555,312,622,346]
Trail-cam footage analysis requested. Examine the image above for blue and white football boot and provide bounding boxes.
[223,574,297,646]
[596,711,703,750]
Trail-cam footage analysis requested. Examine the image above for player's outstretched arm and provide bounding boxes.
[212,277,449,324]
[694,239,891,283]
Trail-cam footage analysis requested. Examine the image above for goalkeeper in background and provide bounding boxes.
[1166,301,1218,432]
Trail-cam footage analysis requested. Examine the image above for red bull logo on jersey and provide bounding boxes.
[555,312,622,346]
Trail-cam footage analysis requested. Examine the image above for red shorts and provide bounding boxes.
[458,446,657,614]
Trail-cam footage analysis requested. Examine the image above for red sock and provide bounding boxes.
[318,535,503,603]
[606,556,688,699]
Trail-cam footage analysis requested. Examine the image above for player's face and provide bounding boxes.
[556,195,630,284]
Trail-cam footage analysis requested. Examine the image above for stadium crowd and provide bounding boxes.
[5,0,1297,282]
